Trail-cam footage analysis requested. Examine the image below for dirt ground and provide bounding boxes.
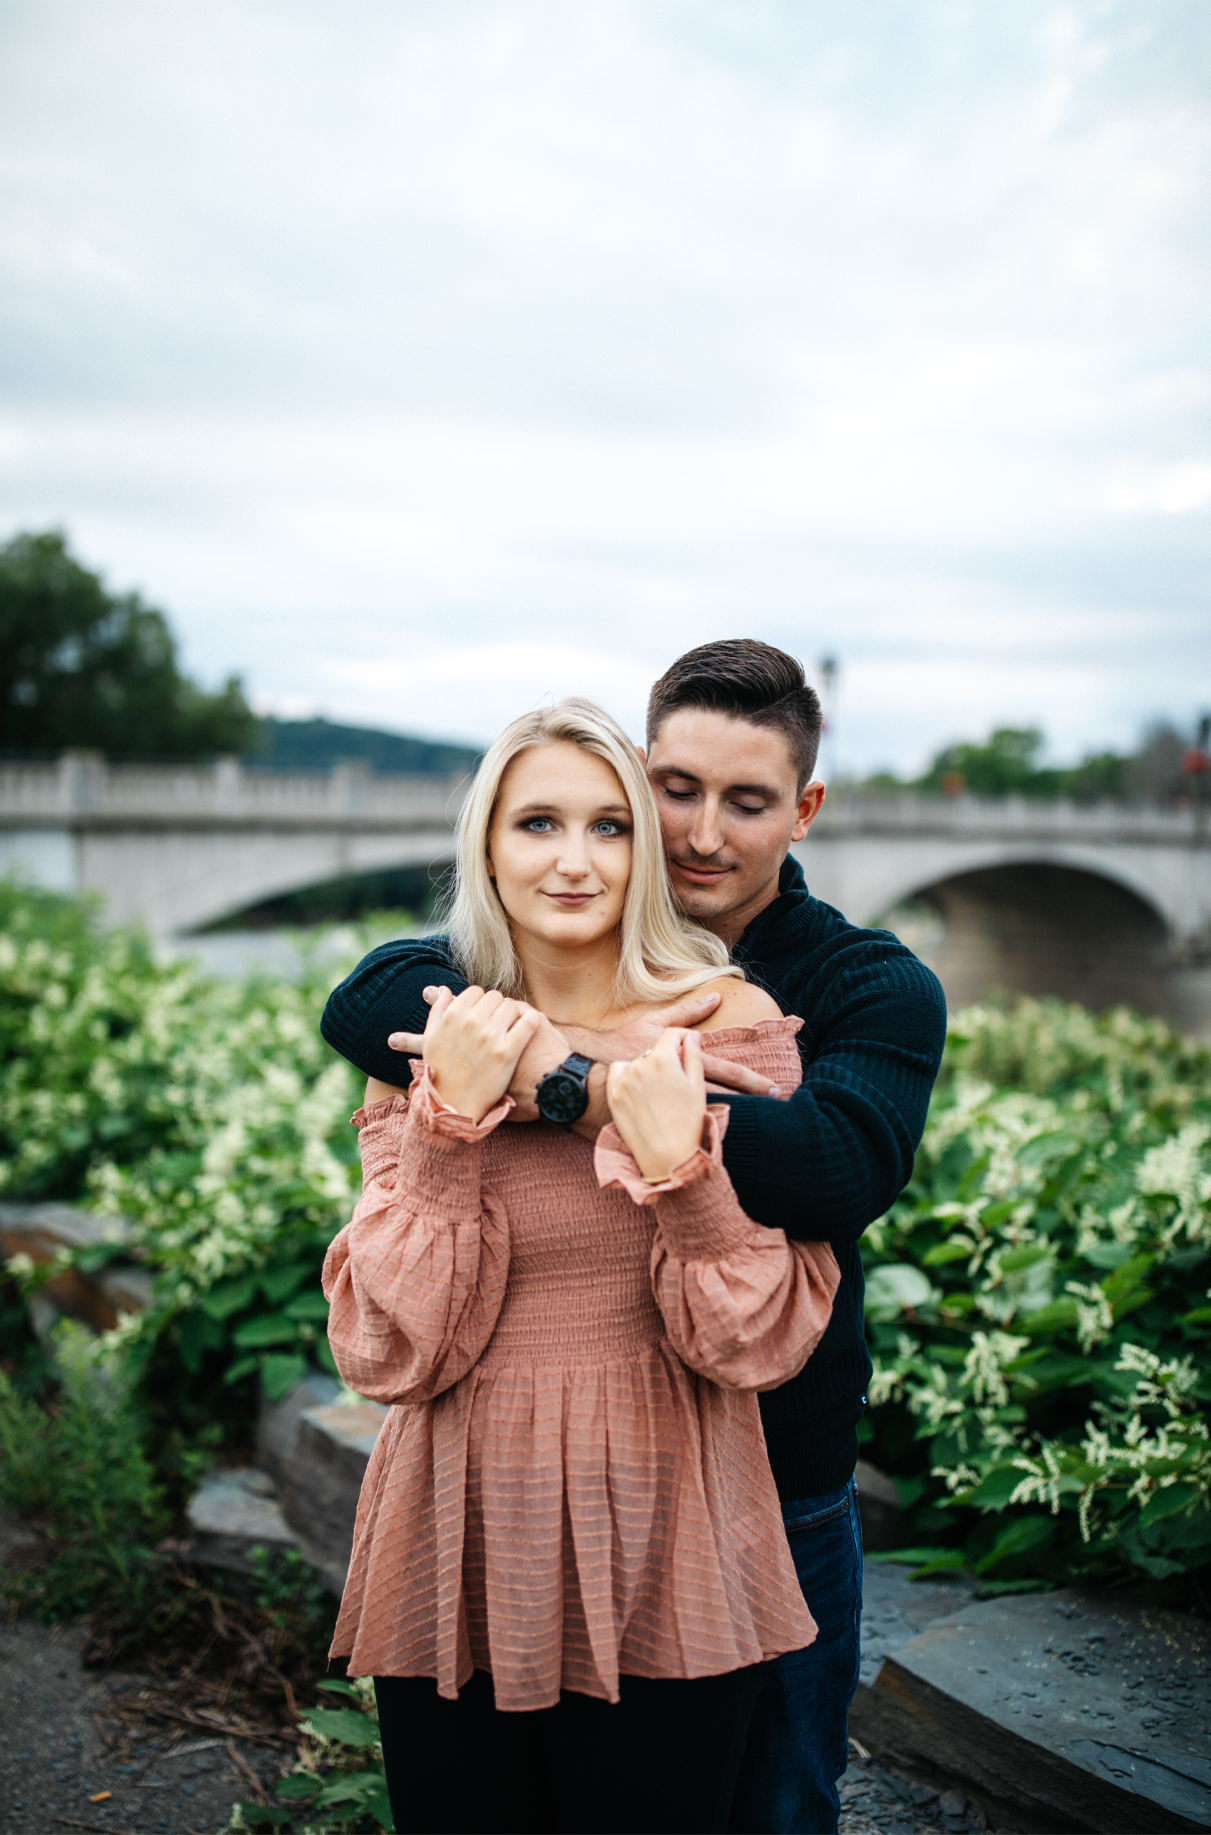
[0,1616,281,1835]
[0,1612,991,1835]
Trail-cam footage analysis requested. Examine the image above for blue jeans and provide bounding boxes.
[728,1480,863,1835]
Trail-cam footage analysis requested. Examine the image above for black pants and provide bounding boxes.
[374,1665,768,1835]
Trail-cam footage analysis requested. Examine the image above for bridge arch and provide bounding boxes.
[896,859,1171,1016]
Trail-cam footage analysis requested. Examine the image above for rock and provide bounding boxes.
[256,1368,341,1481]
[857,1584,1211,1833]
[186,1466,300,1575]
[856,1558,979,1692]
[257,1375,387,1593]
[0,1200,146,1332]
[855,1461,904,1552]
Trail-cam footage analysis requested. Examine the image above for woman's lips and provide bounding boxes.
[544,892,597,906]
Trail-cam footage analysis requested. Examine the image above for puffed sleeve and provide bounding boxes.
[322,1064,512,1404]
[595,1106,839,1392]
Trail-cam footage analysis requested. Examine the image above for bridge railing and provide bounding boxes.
[0,754,470,828]
[812,791,1203,842]
[0,757,1202,842]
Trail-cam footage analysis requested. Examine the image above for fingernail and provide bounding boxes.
[768,1086,781,1097]
[388,1034,404,1047]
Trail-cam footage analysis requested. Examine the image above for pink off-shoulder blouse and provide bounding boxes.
[322,1017,839,1712]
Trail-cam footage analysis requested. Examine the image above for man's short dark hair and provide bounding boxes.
[646,640,823,790]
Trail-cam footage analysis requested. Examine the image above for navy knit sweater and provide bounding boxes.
[320,855,948,1499]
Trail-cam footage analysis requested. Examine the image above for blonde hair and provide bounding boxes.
[446,698,741,1005]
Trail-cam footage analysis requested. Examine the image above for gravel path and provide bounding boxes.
[0,1617,274,1835]
[1,1613,992,1835]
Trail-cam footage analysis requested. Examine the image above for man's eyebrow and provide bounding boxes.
[653,768,782,799]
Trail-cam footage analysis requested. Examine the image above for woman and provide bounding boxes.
[323,699,839,1835]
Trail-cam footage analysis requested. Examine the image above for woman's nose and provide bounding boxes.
[556,837,591,877]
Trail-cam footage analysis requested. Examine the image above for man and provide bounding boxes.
[321,639,947,1834]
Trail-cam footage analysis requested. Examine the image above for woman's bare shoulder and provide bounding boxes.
[694,974,782,1031]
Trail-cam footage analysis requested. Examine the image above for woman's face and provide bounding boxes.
[488,742,633,955]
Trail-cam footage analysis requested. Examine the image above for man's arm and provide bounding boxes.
[320,938,467,1087]
[322,940,779,1116]
[711,938,948,1244]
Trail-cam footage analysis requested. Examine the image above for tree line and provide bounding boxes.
[1,528,1196,801]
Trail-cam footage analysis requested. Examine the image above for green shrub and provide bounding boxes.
[232,1676,392,1833]
[0,1322,171,1619]
[0,880,368,1425]
[863,998,1211,1601]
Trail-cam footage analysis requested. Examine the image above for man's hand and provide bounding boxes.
[389,993,571,1122]
[387,987,782,1113]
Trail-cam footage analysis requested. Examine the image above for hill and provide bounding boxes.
[250,716,481,777]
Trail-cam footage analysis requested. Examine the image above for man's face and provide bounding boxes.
[645,708,825,941]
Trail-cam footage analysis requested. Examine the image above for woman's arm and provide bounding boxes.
[323,1079,513,1405]
[323,988,539,1403]
[599,1030,839,1390]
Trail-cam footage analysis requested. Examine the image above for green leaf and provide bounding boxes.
[998,1243,1051,1274]
[222,1354,261,1386]
[975,1513,1055,1574]
[202,1273,260,1320]
[964,1464,1025,1509]
[259,1261,313,1304]
[922,1240,972,1266]
[301,1707,382,1749]
[234,1802,293,1827]
[866,1547,961,1567]
[1137,1481,1200,1528]
[1182,1306,1211,1325]
[908,1554,968,1579]
[316,1678,364,1698]
[232,1312,300,1350]
[1020,1297,1080,1336]
[274,1773,321,1799]
[283,1288,330,1321]
[977,1578,1053,1597]
[176,1308,225,1374]
[261,1352,308,1403]
[864,1264,936,1322]
[316,1772,389,1805]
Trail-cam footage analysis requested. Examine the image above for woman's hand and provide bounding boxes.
[423,985,543,1124]
[605,1027,707,1182]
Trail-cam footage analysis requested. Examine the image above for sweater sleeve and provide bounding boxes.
[595,1108,839,1393]
[320,936,469,1087]
[716,934,947,1244]
[321,1067,511,1404]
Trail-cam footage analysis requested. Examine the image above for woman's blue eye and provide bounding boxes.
[593,821,627,836]
[522,817,555,832]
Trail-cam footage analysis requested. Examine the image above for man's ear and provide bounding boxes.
[791,780,826,843]
[636,744,647,765]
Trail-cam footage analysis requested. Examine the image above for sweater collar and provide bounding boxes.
[732,852,809,960]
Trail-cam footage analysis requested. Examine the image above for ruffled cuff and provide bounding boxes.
[594,1104,731,1208]
[405,1060,515,1140]
[352,1092,411,1188]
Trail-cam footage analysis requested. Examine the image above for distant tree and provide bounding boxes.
[915,727,1064,798]
[0,530,260,758]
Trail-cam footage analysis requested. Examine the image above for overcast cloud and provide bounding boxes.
[1,0,1208,773]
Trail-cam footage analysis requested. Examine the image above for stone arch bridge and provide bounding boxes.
[1,755,1208,1032]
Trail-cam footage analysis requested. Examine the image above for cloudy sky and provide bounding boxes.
[1,0,1208,774]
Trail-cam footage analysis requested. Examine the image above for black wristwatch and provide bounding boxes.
[534,1052,596,1126]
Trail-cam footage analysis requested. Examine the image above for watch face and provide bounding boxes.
[538,1072,587,1126]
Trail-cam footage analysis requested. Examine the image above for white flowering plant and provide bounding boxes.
[862,998,1211,1602]
[0,881,365,1429]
